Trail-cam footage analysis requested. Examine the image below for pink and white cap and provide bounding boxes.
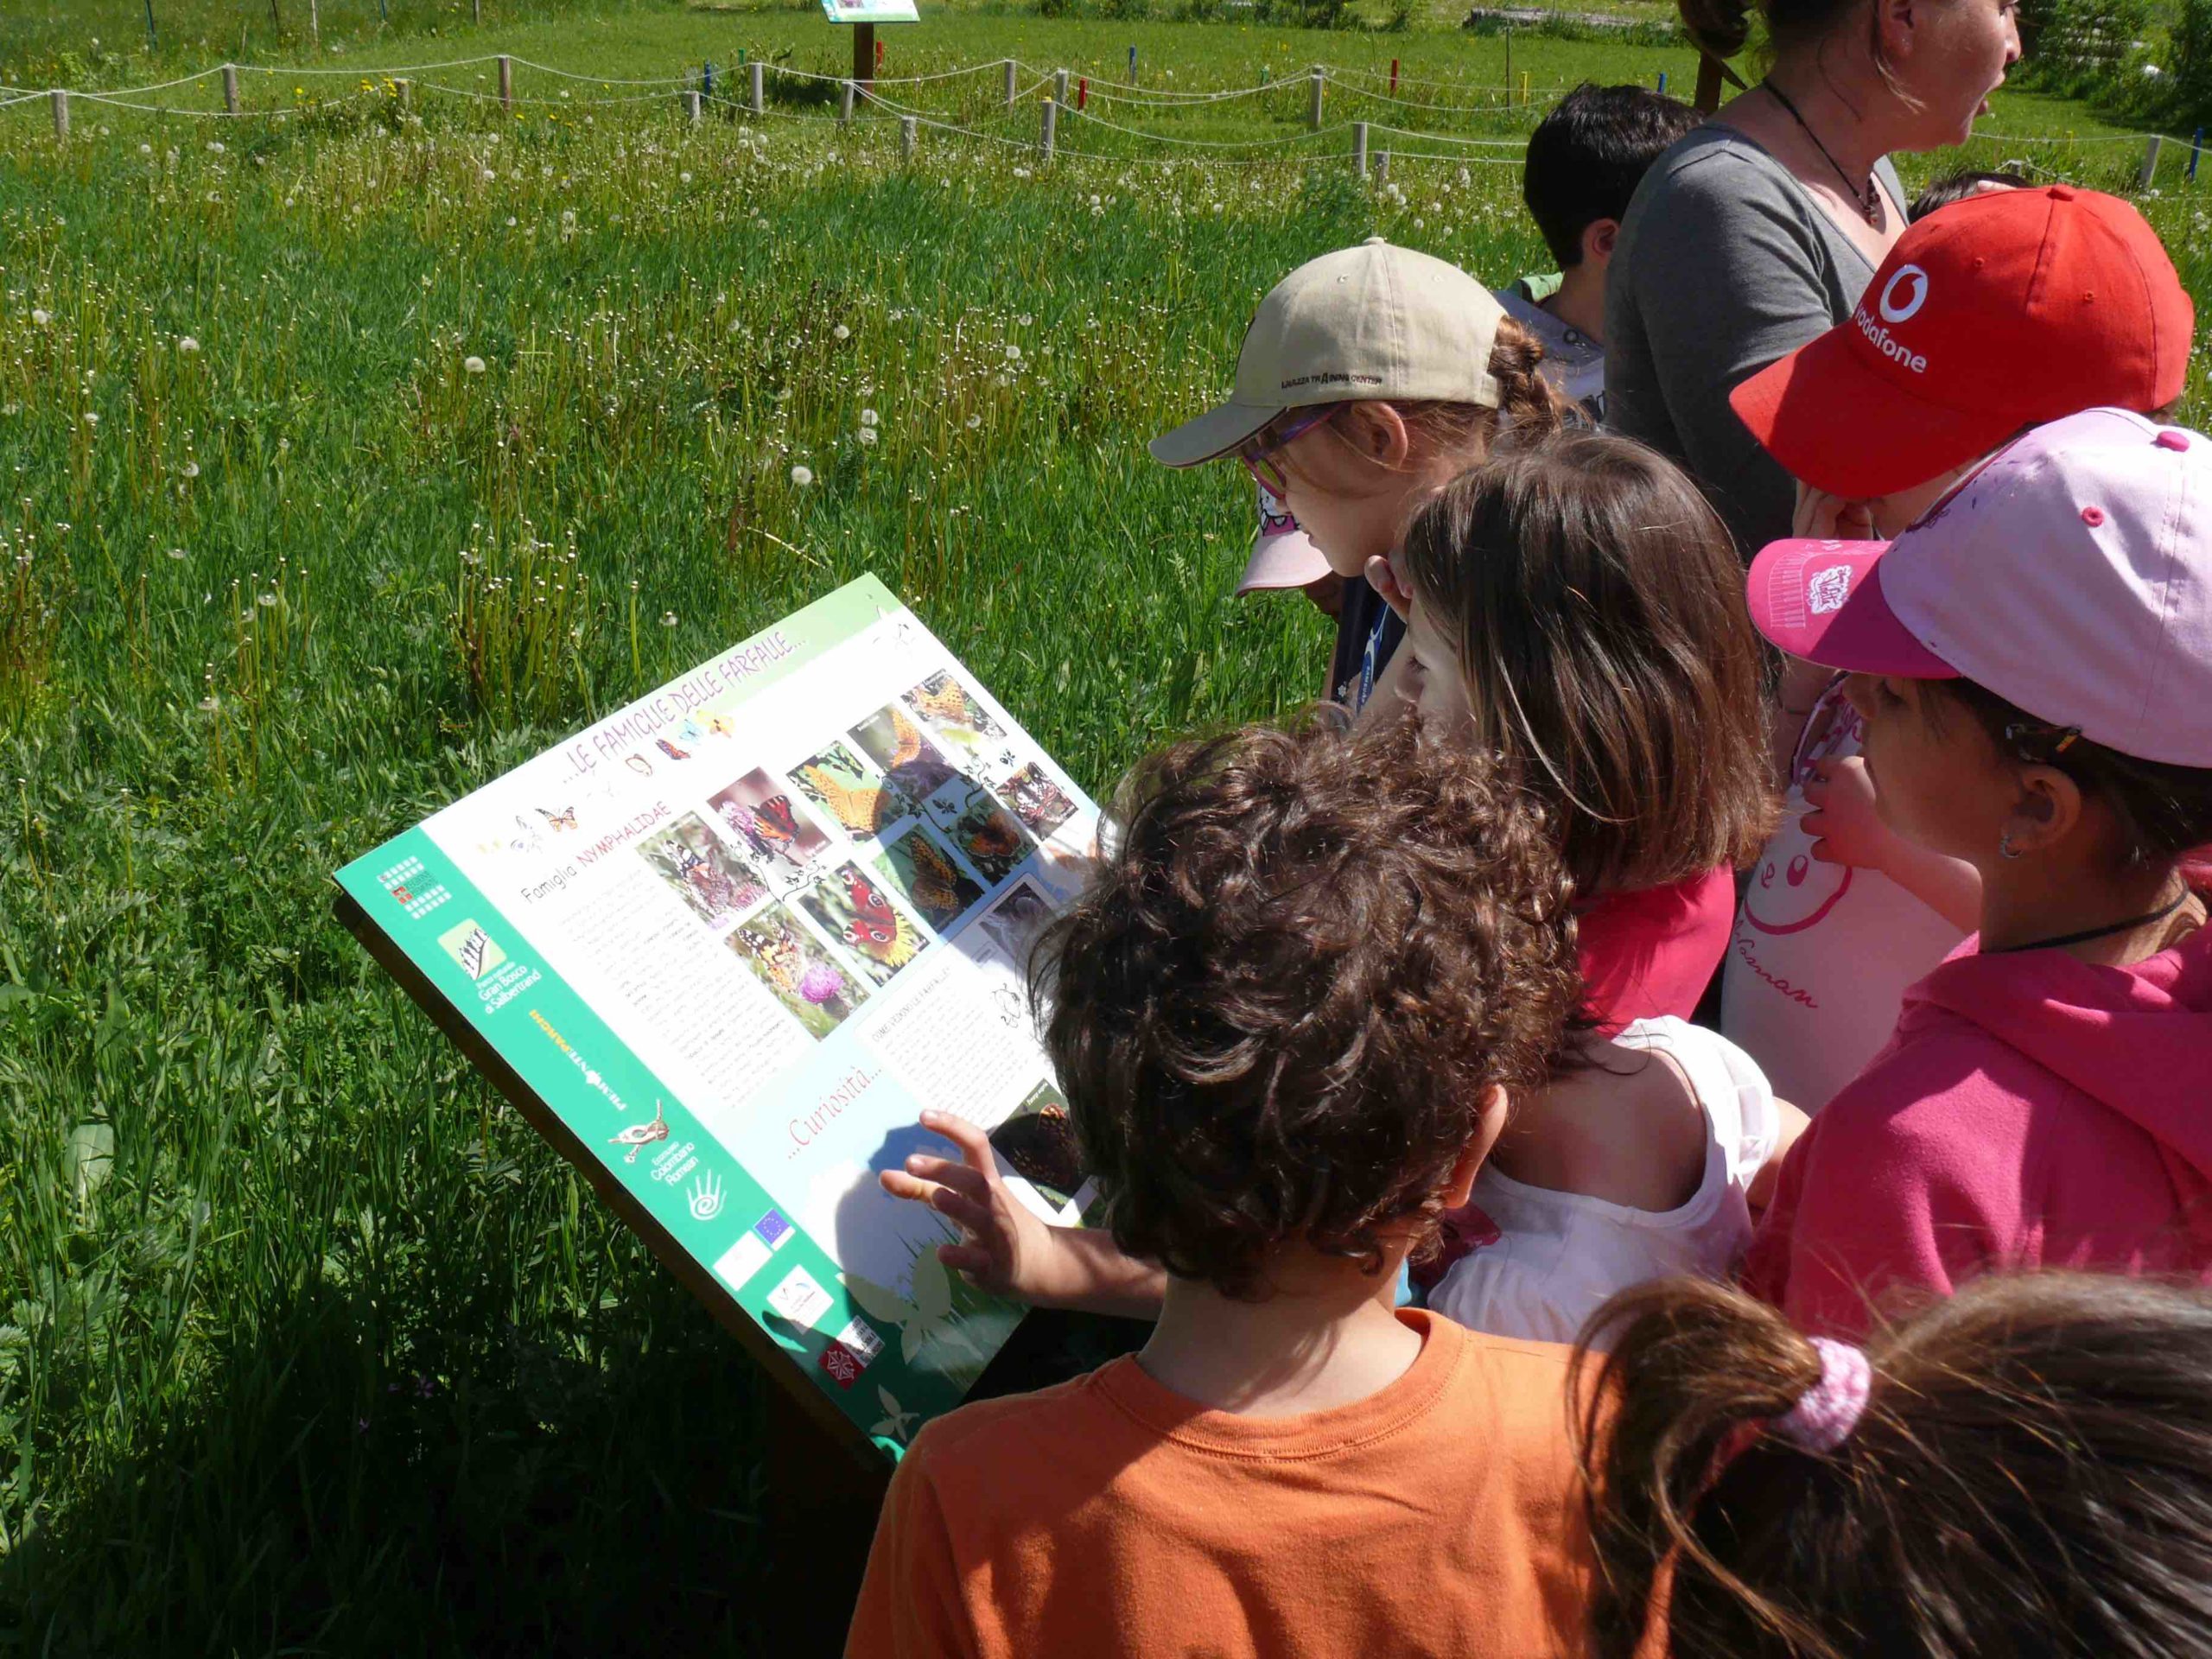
[1236,480,1331,594]
[1747,407,2212,768]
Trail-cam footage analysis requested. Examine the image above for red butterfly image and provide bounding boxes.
[843,870,899,947]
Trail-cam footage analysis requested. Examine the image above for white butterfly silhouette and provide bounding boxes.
[839,1247,963,1368]
[869,1385,918,1445]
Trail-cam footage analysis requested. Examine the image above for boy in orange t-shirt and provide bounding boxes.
[847,715,1599,1659]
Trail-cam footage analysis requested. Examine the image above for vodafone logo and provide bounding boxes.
[1878,264,1930,324]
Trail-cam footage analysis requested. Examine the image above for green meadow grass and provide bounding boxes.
[1,5,2209,1651]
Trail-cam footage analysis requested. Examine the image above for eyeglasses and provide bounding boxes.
[1240,405,1338,498]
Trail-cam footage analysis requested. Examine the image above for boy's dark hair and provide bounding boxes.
[1522,83,1702,270]
[1032,712,1581,1300]
[1908,168,2028,222]
[1930,678,2212,872]
[1577,1272,2212,1659]
[1401,429,1778,898]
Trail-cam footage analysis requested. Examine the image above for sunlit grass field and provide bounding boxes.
[3,1,2209,1649]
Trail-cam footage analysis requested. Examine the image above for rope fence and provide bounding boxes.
[5,47,2201,188]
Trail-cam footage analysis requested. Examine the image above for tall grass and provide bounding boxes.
[0,13,2205,1652]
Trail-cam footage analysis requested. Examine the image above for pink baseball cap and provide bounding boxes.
[1747,407,2212,767]
[1236,481,1331,594]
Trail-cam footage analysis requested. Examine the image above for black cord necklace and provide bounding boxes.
[1763,79,1884,226]
[1984,886,2198,956]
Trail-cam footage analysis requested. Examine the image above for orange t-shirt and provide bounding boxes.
[844,1309,1599,1659]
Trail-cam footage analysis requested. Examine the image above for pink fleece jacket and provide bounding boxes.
[1743,916,2212,1339]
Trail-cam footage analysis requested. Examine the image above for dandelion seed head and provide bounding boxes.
[177,335,200,353]
[833,324,851,340]
[860,408,879,428]
[464,355,487,374]
[790,464,814,486]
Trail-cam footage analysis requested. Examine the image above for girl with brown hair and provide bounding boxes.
[1148,238,1563,720]
[1395,429,1794,1343]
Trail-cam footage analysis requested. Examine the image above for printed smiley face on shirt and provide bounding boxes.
[1742,689,1864,938]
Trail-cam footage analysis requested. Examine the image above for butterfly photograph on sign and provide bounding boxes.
[708,768,836,886]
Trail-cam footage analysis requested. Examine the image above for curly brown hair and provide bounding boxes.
[1030,710,1584,1301]
[1401,429,1778,897]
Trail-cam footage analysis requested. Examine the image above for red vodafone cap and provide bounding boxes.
[1731,186,2193,500]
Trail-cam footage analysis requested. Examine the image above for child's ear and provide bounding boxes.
[1344,402,1414,471]
[2001,766,2085,859]
[1443,1085,1512,1205]
[1877,0,1921,61]
[1580,218,1620,266]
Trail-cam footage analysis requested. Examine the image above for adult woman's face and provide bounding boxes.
[1895,0,2023,149]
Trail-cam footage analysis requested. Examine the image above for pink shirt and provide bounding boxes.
[1579,868,1736,1035]
[1744,918,2212,1339]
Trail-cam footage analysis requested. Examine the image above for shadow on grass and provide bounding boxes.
[0,1234,1150,1657]
[0,1262,783,1656]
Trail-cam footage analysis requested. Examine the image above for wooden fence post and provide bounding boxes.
[685,89,702,124]
[840,79,856,123]
[750,60,765,114]
[50,88,67,144]
[1353,119,1369,176]
[1309,66,1324,129]
[498,54,512,113]
[2138,133,2164,191]
[222,63,240,113]
[394,76,410,111]
[1003,57,1017,106]
[1040,97,1057,164]
[1053,67,1069,105]
[900,114,917,159]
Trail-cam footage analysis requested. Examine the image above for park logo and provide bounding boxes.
[437,918,506,980]
[1878,263,1931,325]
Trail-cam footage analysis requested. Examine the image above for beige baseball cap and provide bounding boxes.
[1149,237,1507,468]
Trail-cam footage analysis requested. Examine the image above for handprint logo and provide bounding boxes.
[688,1172,725,1222]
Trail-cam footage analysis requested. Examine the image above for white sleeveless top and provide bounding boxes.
[1429,1018,1779,1348]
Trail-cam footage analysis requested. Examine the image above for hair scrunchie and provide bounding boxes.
[1774,1337,1872,1454]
